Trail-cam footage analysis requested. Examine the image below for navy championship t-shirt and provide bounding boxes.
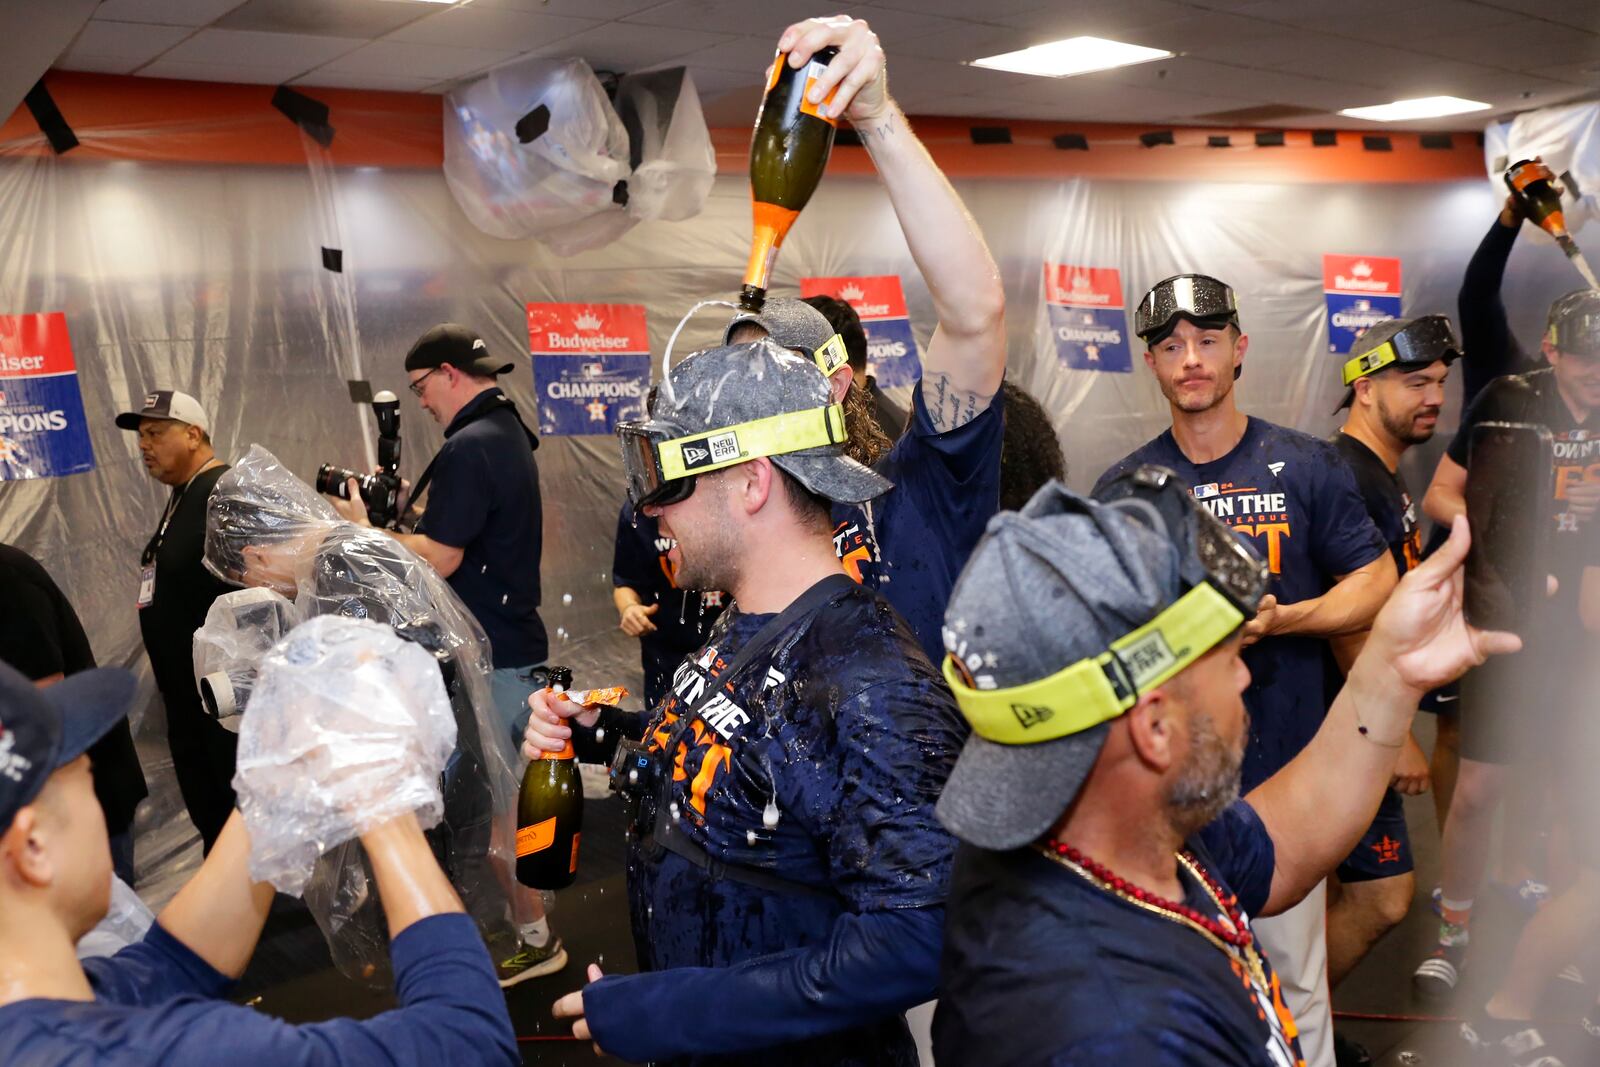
[935,801,1303,1067]
[832,383,1004,666]
[1334,433,1422,576]
[1094,418,1387,789]
[625,581,967,1066]
[612,502,726,707]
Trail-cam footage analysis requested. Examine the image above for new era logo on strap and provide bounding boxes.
[1011,703,1054,729]
[683,446,709,465]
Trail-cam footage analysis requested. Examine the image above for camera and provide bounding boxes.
[193,588,301,731]
[317,391,404,528]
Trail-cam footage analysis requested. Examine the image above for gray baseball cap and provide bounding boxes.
[639,338,890,504]
[936,481,1188,851]
[725,298,845,371]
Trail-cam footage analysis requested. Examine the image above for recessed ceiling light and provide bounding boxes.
[1338,95,1491,122]
[971,36,1173,79]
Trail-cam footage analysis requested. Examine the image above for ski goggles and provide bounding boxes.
[942,465,1268,746]
[1547,292,1600,356]
[1134,274,1241,344]
[618,403,847,509]
[1341,314,1461,386]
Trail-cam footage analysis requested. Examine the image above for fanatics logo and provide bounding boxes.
[1268,462,1285,477]
[1011,703,1055,730]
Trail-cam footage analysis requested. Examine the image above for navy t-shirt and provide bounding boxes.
[832,382,1004,665]
[416,387,547,668]
[1094,418,1387,788]
[935,801,1302,1067]
[0,914,518,1066]
[1334,433,1422,575]
[1447,368,1600,638]
[611,502,726,705]
[614,580,967,1066]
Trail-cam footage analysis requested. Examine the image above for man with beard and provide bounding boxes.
[1324,316,1459,1062]
[933,472,1517,1066]
[1412,291,1600,1027]
[528,338,966,1066]
[721,14,1007,667]
[1093,274,1396,1067]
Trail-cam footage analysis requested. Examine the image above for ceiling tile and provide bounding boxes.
[525,22,740,71]
[90,0,247,26]
[1293,1,1521,41]
[158,28,359,67]
[473,0,669,16]
[868,0,1052,19]
[892,22,1039,63]
[1467,0,1600,31]
[843,6,970,45]
[315,39,520,80]
[61,20,192,64]
[1413,20,1600,70]
[292,70,441,92]
[384,6,598,51]
[673,36,783,75]
[136,57,307,83]
[212,0,426,38]
[620,0,834,37]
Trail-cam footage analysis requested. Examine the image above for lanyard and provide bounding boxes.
[142,460,221,566]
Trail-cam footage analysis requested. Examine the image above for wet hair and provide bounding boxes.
[841,376,893,468]
[801,295,869,374]
[999,381,1067,512]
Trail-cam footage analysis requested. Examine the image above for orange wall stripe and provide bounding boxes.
[2,70,1485,185]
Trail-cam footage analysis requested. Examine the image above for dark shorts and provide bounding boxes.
[1416,681,1460,716]
[1337,787,1415,883]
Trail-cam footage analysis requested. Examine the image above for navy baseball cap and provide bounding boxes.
[0,660,137,833]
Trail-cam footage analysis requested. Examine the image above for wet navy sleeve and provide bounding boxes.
[1459,217,1531,406]
[1308,447,1388,579]
[1197,801,1278,920]
[76,914,517,1067]
[84,922,234,1005]
[883,382,1004,544]
[583,906,944,1062]
[418,439,491,550]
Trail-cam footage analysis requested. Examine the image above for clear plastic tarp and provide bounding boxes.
[1484,101,1600,233]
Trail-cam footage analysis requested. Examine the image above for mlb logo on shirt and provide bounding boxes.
[1192,482,1221,500]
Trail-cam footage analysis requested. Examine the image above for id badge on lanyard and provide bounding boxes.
[137,564,155,609]
[140,485,184,610]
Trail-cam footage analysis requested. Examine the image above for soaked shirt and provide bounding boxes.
[589,580,967,1067]
[1334,434,1422,575]
[832,382,1004,665]
[1094,418,1387,789]
[935,801,1304,1067]
[612,502,726,706]
[1447,368,1600,638]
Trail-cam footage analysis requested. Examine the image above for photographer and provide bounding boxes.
[0,659,518,1067]
[207,445,561,987]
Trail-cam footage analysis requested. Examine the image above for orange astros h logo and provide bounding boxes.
[1370,835,1403,864]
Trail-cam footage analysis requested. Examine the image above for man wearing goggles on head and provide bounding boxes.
[1093,274,1397,1067]
[1323,315,1460,1061]
[530,336,967,1067]
[933,470,1519,1066]
[716,13,1009,670]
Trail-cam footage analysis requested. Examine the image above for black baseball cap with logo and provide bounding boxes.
[114,390,212,435]
[404,323,515,377]
[0,660,137,833]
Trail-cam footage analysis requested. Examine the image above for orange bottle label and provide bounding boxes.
[538,739,576,760]
[799,60,840,126]
[568,832,582,874]
[743,201,801,290]
[516,817,557,857]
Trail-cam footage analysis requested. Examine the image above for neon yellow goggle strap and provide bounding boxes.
[942,582,1244,746]
[1342,340,1399,386]
[657,403,847,481]
[814,333,850,377]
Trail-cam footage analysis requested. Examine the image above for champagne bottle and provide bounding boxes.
[1506,159,1573,245]
[740,46,841,312]
[515,672,583,890]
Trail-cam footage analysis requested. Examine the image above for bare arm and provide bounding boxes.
[360,811,466,938]
[1270,553,1398,638]
[1248,518,1519,915]
[155,811,275,978]
[392,532,464,578]
[783,16,1006,428]
[1424,453,1467,527]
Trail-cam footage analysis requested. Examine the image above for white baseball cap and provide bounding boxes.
[115,390,211,436]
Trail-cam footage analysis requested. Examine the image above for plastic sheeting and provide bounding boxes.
[76,874,155,960]
[1484,101,1600,233]
[192,587,302,729]
[0,117,1584,908]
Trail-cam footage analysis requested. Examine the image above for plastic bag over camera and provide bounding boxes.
[204,444,521,979]
[192,587,302,733]
[77,875,156,960]
[233,614,456,896]
[443,56,630,246]
[613,67,716,226]
[1484,101,1600,234]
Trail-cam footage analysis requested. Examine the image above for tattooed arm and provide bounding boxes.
[781,16,1007,429]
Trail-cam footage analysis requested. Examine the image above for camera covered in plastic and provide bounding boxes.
[192,587,303,731]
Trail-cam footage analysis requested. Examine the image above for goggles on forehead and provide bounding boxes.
[1134,274,1241,343]
[1548,295,1600,356]
[942,464,1268,746]
[1342,314,1461,386]
[617,404,847,510]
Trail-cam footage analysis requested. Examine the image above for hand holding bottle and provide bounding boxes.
[776,15,889,125]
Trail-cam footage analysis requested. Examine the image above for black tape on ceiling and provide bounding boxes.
[1362,135,1393,152]
[516,104,551,144]
[969,125,1012,145]
[1052,133,1088,150]
[271,85,334,148]
[1311,129,1338,147]
[1563,170,1584,198]
[1140,130,1175,148]
[346,380,374,405]
[1254,130,1285,147]
[1420,132,1453,149]
[24,80,78,155]
[1207,135,1231,148]
[321,247,343,273]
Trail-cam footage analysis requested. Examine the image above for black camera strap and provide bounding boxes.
[406,391,537,525]
[643,571,857,899]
